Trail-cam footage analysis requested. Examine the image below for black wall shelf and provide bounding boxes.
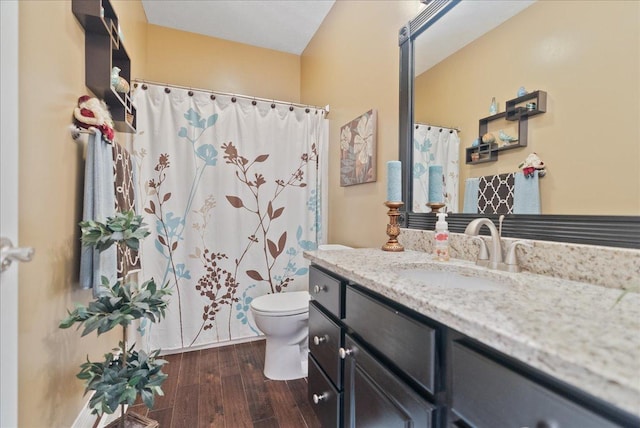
[466,91,546,165]
[72,0,136,133]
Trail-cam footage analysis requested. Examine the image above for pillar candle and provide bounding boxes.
[428,165,444,203]
[386,161,402,202]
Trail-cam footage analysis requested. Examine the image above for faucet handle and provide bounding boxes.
[504,240,533,269]
[471,236,489,261]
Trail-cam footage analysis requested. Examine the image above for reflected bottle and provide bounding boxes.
[489,97,498,115]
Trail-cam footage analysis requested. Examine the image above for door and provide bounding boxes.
[343,335,437,428]
[1,1,20,426]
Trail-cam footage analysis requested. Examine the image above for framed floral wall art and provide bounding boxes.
[340,109,377,186]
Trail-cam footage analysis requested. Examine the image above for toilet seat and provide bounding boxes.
[250,291,310,317]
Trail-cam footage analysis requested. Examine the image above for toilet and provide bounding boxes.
[250,291,310,380]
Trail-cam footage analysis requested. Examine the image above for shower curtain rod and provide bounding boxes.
[415,122,461,132]
[133,79,330,115]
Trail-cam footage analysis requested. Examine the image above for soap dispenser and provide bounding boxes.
[434,213,450,261]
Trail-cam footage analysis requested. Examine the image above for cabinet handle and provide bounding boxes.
[312,392,329,404]
[536,420,559,428]
[313,335,328,346]
[339,347,353,359]
[313,284,328,294]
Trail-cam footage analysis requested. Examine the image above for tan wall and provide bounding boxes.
[144,24,301,102]
[415,0,639,215]
[18,1,147,426]
[301,0,421,248]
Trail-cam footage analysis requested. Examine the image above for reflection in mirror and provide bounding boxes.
[411,0,639,215]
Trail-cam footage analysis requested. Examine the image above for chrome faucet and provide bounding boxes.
[464,218,503,269]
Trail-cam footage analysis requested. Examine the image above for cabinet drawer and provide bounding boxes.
[309,265,344,319]
[345,286,437,394]
[308,355,342,428]
[309,302,343,389]
[452,342,620,428]
[343,335,437,428]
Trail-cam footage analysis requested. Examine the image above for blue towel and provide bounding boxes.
[463,178,480,213]
[79,129,117,296]
[513,171,541,214]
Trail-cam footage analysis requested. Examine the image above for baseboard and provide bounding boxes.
[159,334,265,356]
[71,392,98,428]
[72,393,128,428]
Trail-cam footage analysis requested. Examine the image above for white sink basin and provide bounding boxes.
[397,269,509,291]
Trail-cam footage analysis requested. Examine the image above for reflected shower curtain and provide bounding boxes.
[132,84,328,352]
[412,124,460,213]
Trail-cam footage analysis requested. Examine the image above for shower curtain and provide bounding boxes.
[412,124,460,213]
[132,84,328,352]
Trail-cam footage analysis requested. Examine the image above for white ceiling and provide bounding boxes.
[141,0,336,55]
[141,0,535,65]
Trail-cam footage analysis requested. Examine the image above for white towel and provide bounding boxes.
[513,171,541,214]
[79,129,117,296]
[463,178,480,213]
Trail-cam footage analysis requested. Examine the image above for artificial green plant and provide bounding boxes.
[60,210,172,426]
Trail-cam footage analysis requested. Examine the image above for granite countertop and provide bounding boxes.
[304,248,640,418]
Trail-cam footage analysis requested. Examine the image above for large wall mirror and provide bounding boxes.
[398,0,639,249]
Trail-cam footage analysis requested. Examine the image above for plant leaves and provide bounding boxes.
[272,207,284,220]
[277,232,287,256]
[163,192,171,202]
[267,201,273,219]
[246,270,264,281]
[206,114,218,128]
[226,196,244,209]
[254,154,269,163]
[267,239,278,259]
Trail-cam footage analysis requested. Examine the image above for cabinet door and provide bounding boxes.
[343,335,436,428]
[452,342,623,428]
[309,265,344,319]
[309,355,342,428]
[345,285,437,395]
[309,302,343,388]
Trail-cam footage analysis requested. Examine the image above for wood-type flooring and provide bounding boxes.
[127,339,321,428]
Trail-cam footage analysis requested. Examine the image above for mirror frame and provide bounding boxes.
[398,0,639,249]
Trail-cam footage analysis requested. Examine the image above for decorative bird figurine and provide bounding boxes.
[499,129,518,145]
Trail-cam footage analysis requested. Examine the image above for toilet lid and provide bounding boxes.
[250,291,310,316]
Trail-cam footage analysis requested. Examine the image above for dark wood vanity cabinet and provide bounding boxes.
[308,266,346,426]
[308,264,638,428]
[343,334,437,427]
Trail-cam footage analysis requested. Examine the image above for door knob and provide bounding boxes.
[0,237,34,273]
[339,347,354,359]
[313,335,328,346]
[313,284,327,294]
[312,392,329,404]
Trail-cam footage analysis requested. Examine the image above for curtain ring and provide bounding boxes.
[252,99,257,106]
[164,87,171,94]
[439,128,443,132]
[428,126,431,130]
[305,108,310,113]
[210,94,216,100]
[415,124,419,129]
[231,97,237,103]
[141,84,148,90]
[271,103,276,109]
[188,90,194,97]
[289,105,294,112]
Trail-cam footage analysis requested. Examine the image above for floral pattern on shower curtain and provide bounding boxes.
[132,85,328,352]
[412,124,460,213]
